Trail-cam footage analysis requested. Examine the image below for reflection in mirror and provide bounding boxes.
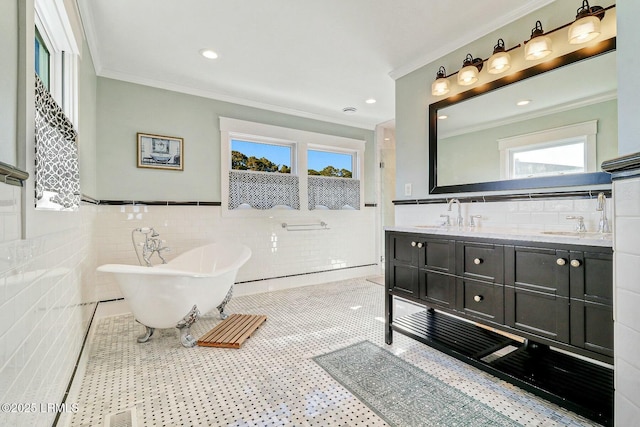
[429,39,616,194]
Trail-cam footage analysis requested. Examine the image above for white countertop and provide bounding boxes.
[386,225,613,248]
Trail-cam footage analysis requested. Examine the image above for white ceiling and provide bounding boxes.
[78,0,556,129]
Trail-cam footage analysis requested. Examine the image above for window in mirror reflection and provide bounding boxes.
[498,120,597,180]
[509,139,586,179]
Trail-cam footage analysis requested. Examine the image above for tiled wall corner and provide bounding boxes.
[613,176,640,423]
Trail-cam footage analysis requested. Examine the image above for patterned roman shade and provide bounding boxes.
[34,74,80,210]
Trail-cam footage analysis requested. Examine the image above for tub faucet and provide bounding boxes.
[447,198,464,227]
[133,227,170,266]
[596,192,611,233]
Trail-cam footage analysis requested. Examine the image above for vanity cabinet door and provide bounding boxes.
[569,250,614,357]
[504,245,571,343]
[420,238,456,308]
[386,233,421,298]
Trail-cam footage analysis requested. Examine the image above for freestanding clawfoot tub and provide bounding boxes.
[97,242,251,347]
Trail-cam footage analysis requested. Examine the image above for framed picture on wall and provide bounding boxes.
[137,132,184,171]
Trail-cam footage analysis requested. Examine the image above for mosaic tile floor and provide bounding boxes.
[60,278,600,427]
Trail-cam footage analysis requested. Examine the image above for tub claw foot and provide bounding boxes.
[176,305,200,348]
[217,285,234,320]
[136,323,155,343]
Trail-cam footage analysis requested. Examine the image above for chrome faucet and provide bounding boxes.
[566,215,587,232]
[447,198,464,227]
[132,227,170,266]
[596,192,611,233]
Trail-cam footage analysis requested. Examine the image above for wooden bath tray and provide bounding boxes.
[197,314,267,348]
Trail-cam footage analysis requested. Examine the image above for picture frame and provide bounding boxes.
[137,132,184,171]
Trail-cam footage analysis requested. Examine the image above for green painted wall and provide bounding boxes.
[78,39,98,198]
[96,78,375,202]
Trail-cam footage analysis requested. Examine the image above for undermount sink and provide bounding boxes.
[540,231,612,238]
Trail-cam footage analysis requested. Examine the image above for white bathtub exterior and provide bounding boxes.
[98,243,251,329]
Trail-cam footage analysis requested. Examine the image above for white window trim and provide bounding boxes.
[498,120,597,180]
[34,0,80,126]
[220,117,365,216]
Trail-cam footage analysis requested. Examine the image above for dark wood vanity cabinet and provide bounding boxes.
[386,230,614,362]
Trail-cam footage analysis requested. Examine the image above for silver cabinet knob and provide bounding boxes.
[417,242,424,248]
[473,258,482,265]
[473,295,483,302]
[411,241,416,247]
[571,259,581,268]
[556,258,566,266]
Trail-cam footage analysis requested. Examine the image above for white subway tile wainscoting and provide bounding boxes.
[94,204,378,301]
[613,176,640,422]
[394,196,613,233]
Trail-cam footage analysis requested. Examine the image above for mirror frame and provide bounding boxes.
[428,37,616,195]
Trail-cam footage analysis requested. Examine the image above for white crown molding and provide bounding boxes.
[388,0,557,80]
[97,68,378,130]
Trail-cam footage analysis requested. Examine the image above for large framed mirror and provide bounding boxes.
[428,38,616,194]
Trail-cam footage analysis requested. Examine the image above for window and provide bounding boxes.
[498,120,597,180]
[34,0,80,124]
[34,28,50,90]
[231,139,293,174]
[308,149,354,178]
[220,117,365,213]
[510,139,586,179]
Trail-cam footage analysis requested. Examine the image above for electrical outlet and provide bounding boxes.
[404,183,412,196]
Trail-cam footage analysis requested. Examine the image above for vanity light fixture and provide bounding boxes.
[457,54,483,86]
[487,39,511,74]
[568,0,605,44]
[431,66,450,96]
[524,21,552,61]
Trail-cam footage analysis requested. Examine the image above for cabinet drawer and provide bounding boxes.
[456,278,504,324]
[505,285,570,343]
[456,241,503,283]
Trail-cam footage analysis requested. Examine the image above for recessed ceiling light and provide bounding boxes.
[199,49,218,59]
[365,98,376,104]
[342,107,357,115]
[516,99,531,106]
[437,114,448,120]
